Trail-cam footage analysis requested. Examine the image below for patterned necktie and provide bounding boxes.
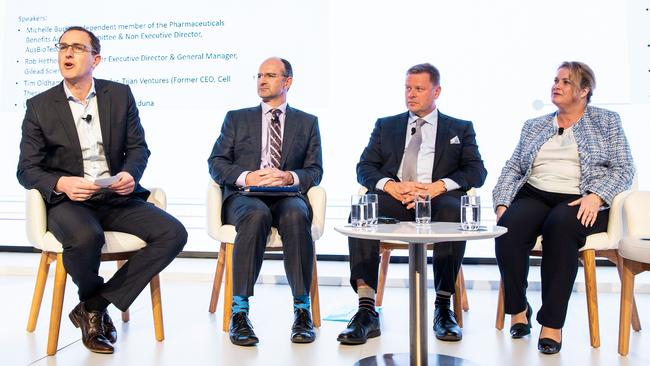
[402,118,426,182]
[269,109,283,168]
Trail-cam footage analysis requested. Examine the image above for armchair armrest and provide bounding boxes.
[207,180,224,241]
[307,186,327,239]
[25,189,47,249]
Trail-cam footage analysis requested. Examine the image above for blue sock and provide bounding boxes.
[232,295,249,314]
[293,294,310,311]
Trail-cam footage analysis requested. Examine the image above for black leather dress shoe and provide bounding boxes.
[337,308,380,345]
[510,302,532,339]
[433,307,462,341]
[103,312,117,344]
[229,312,259,346]
[69,302,114,354]
[290,308,315,343]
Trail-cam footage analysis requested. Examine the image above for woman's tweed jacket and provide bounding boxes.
[492,105,634,210]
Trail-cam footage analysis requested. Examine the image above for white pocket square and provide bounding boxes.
[450,136,460,144]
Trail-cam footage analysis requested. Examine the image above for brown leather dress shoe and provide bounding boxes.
[69,302,114,354]
[103,311,117,344]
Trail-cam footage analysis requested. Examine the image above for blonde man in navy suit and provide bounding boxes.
[337,63,487,344]
[208,57,323,346]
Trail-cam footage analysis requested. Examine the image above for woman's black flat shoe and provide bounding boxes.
[538,337,562,354]
[510,302,532,338]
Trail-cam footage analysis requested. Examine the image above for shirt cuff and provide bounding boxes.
[441,178,460,192]
[236,171,250,187]
[290,171,299,187]
[376,178,393,191]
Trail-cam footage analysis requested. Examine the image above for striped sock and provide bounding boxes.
[358,286,378,316]
[435,293,451,309]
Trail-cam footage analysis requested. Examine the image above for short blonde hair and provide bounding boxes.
[558,61,596,103]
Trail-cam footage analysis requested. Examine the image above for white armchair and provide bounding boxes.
[25,188,168,355]
[617,191,650,355]
[206,180,326,332]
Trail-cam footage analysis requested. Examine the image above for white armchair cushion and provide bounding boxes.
[26,188,167,253]
[619,238,650,264]
[206,180,326,247]
[618,191,650,264]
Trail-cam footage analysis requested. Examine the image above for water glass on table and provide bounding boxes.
[363,194,378,226]
[415,193,431,225]
[350,194,368,227]
[460,195,480,230]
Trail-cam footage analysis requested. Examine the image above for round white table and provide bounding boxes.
[335,222,507,366]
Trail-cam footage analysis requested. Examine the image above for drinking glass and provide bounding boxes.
[415,193,431,225]
[350,194,368,227]
[363,194,379,226]
[460,195,481,230]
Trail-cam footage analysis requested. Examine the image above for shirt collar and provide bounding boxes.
[63,79,97,103]
[261,102,287,116]
[409,109,437,125]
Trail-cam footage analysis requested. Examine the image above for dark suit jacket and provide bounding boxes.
[208,104,323,205]
[357,111,487,191]
[17,79,150,205]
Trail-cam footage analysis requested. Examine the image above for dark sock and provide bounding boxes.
[435,293,451,309]
[359,297,378,317]
[85,295,110,312]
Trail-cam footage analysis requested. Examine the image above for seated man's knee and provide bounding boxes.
[64,227,104,250]
[244,205,273,227]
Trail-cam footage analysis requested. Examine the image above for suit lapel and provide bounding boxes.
[95,79,112,154]
[53,83,83,163]
[280,105,299,168]
[249,106,263,168]
[392,112,409,171]
[432,111,450,175]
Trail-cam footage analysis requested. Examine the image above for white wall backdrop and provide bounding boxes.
[1,0,648,257]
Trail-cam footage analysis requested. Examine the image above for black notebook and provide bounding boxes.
[240,185,300,196]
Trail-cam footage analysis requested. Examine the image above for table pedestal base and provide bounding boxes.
[354,353,479,366]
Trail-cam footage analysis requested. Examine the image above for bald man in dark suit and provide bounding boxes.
[208,57,322,346]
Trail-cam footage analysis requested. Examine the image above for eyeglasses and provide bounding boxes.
[255,73,289,80]
[55,43,97,54]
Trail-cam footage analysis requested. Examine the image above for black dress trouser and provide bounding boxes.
[348,190,466,296]
[47,193,188,312]
[223,194,314,298]
[495,183,608,328]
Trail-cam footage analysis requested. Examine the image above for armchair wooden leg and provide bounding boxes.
[222,243,234,333]
[149,274,164,341]
[495,279,505,330]
[618,258,635,356]
[582,250,600,348]
[453,270,463,328]
[460,266,469,311]
[209,242,227,313]
[27,252,52,332]
[310,252,321,327]
[376,247,392,307]
[47,254,67,356]
[116,260,130,322]
[613,252,642,332]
